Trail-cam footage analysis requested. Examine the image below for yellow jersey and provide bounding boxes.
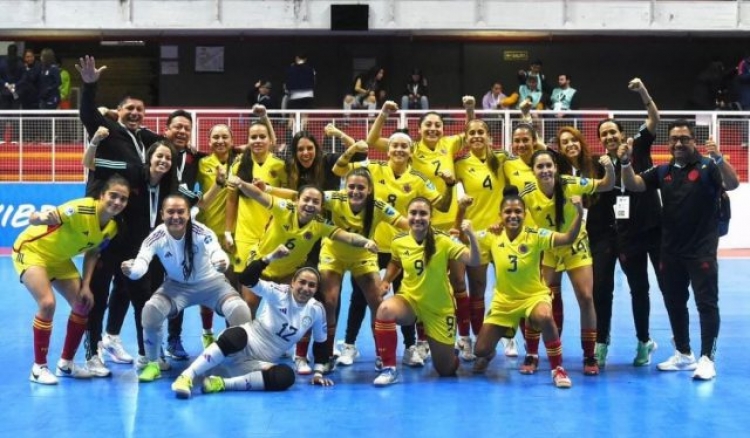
[503,156,536,192]
[520,176,597,237]
[411,135,464,229]
[229,155,287,243]
[196,153,232,236]
[477,227,554,302]
[391,230,467,314]
[254,196,341,278]
[13,197,118,260]
[455,150,508,230]
[346,160,441,252]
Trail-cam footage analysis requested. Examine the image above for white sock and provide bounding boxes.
[183,343,225,380]
[224,371,264,391]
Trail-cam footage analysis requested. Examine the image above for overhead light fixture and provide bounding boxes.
[100,40,145,46]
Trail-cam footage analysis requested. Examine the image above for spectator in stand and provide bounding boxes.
[687,59,733,111]
[248,80,277,110]
[549,74,578,117]
[0,44,23,143]
[57,56,72,109]
[481,82,508,110]
[17,48,41,110]
[38,48,61,110]
[517,59,550,95]
[285,54,316,110]
[344,66,386,112]
[401,68,429,110]
[502,74,545,110]
[735,53,750,110]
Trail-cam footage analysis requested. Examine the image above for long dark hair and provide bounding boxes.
[345,167,376,238]
[286,131,324,189]
[556,126,595,177]
[163,193,195,281]
[237,122,270,186]
[146,140,179,195]
[465,119,500,176]
[408,197,436,266]
[531,150,566,231]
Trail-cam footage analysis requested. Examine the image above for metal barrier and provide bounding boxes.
[1,109,748,182]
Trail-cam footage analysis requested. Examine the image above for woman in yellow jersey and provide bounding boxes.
[225,120,287,313]
[472,186,583,389]
[519,149,614,376]
[373,197,480,386]
[453,118,513,361]
[193,124,237,346]
[318,167,409,367]
[504,122,547,191]
[333,133,453,368]
[13,175,130,385]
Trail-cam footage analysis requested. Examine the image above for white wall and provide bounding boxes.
[1,1,750,35]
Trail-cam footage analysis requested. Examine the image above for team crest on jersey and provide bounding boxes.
[539,229,551,237]
[204,235,213,244]
[518,244,528,254]
[302,316,312,328]
[64,206,75,217]
[270,170,277,178]
[278,200,288,209]
[303,231,313,240]
[579,177,589,186]
[403,183,412,193]
[440,148,447,155]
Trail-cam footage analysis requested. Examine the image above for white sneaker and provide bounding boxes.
[402,345,425,367]
[102,334,134,364]
[457,336,476,361]
[336,343,360,366]
[502,337,519,357]
[30,364,58,385]
[85,355,112,377]
[136,355,172,371]
[657,350,698,371]
[294,355,312,375]
[373,366,399,386]
[692,355,717,380]
[416,340,431,361]
[55,359,93,379]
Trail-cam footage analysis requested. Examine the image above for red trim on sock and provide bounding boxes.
[545,339,563,369]
[375,319,397,367]
[33,315,52,365]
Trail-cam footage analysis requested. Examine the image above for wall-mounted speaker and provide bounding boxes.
[331,5,369,31]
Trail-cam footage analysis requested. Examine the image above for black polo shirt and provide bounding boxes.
[640,151,722,257]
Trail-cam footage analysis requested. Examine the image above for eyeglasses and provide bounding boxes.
[668,136,693,145]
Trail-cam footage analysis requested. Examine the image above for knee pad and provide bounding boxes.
[216,326,248,356]
[142,294,172,330]
[220,296,253,326]
[261,364,295,391]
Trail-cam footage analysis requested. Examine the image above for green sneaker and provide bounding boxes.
[138,362,162,382]
[202,333,216,349]
[201,375,226,394]
[633,340,658,366]
[171,374,193,399]
[594,343,608,368]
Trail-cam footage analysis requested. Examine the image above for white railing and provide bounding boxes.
[0,109,748,183]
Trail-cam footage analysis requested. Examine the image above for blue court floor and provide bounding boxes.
[0,255,747,437]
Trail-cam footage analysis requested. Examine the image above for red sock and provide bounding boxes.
[524,327,541,356]
[295,331,311,358]
[455,291,470,337]
[469,295,485,335]
[61,312,87,361]
[200,306,214,330]
[326,326,337,358]
[33,315,52,365]
[581,328,596,358]
[375,319,397,367]
[545,339,563,369]
[550,286,563,336]
[416,322,426,342]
